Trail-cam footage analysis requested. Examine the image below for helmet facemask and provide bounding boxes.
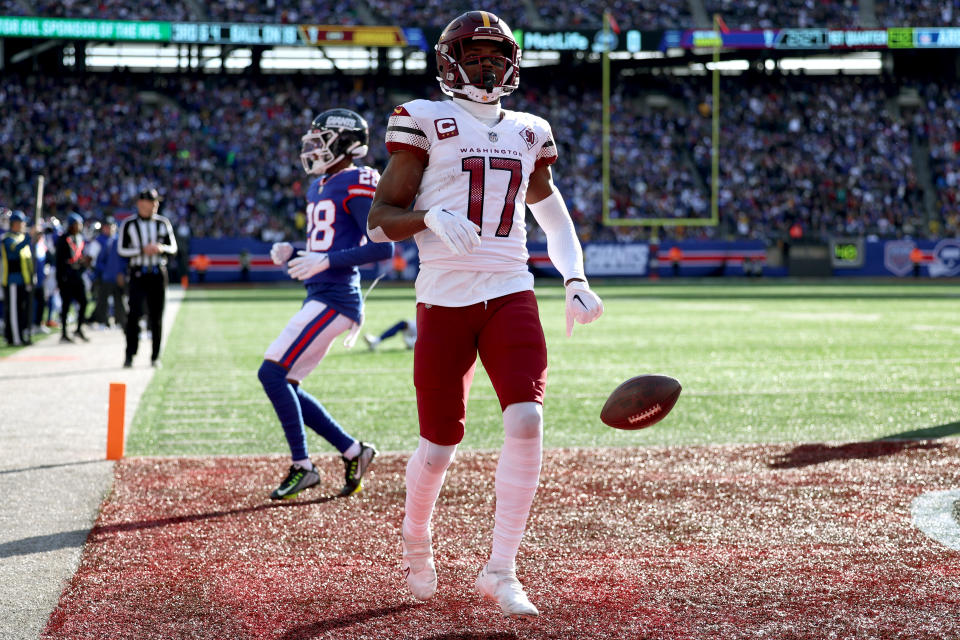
[300,111,370,175]
[436,22,520,103]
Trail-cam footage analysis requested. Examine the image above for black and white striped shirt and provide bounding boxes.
[118,214,178,268]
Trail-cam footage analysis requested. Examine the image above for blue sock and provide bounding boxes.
[258,360,308,460]
[380,320,408,341]
[293,384,355,454]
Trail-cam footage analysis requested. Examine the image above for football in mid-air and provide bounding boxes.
[600,375,682,430]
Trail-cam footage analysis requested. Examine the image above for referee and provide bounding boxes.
[118,188,178,368]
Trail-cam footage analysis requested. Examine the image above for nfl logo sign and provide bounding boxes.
[929,239,960,277]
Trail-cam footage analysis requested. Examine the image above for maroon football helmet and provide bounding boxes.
[436,11,521,103]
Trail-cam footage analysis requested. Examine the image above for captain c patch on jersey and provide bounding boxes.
[435,118,459,140]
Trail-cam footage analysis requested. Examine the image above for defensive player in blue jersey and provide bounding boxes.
[260,108,394,500]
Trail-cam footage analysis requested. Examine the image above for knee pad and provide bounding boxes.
[418,437,457,473]
[503,402,543,441]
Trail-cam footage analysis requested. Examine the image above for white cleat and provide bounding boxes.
[401,531,437,600]
[363,334,380,351]
[475,564,539,617]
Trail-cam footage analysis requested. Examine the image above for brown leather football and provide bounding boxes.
[600,375,682,430]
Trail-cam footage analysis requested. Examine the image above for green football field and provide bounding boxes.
[126,282,960,456]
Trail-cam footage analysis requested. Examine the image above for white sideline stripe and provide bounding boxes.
[911,490,960,551]
[911,324,960,334]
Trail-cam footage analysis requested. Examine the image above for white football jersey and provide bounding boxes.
[386,98,558,306]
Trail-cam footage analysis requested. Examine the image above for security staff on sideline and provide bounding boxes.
[2,211,36,346]
[55,213,90,343]
[118,188,178,368]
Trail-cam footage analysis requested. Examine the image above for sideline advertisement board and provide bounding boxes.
[184,239,949,283]
[6,18,960,52]
[0,16,415,47]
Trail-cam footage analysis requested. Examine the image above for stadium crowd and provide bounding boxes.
[0,0,190,21]
[3,71,957,245]
[5,0,960,28]
[918,82,960,236]
[204,0,362,25]
[703,0,862,29]
[686,77,926,240]
[874,0,960,27]
[0,73,392,242]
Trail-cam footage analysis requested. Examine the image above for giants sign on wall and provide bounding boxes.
[928,239,960,278]
[584,243,649,276]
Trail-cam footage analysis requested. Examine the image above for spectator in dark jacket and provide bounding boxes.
[55,213,90,343]
[91,217,127,329]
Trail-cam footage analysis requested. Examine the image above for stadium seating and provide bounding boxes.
[0,0,692,29]
[919,83,960,237]
[2,71,955,242]
[9,0,960,29]
[874,0,960,28]
[0,74,393,239]
[703,0,862,29]
[0,0,191,21]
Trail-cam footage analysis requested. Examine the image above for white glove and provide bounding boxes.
[287,251,330,280]
[270,242,294,265]
[565,280,603,337]
[423,205,481,256]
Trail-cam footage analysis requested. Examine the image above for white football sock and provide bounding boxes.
[343,440,361,460]
[488,402,543,572]
[293,458,313,470]
[403,436,457,540]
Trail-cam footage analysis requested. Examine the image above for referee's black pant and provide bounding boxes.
[125,268,167,361]
[3,282,32,345]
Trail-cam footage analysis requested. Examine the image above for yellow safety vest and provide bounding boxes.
[1,231,35,287]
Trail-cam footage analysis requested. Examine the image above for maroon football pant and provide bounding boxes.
[413,290,548,446]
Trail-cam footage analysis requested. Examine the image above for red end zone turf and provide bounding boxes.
[44,443,960,639]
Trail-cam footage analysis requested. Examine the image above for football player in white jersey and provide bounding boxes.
[367,10,603,617]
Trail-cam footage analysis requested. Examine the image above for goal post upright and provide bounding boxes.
[711,13,721,229]
[601,10,611,230]
[599,13,722,235]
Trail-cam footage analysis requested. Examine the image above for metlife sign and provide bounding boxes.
[518,29,646,53]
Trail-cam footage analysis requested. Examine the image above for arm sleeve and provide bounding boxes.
[527,189,586,284]
[116,221,140,258]
[328,194,394,269]
[159,218,178,255]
